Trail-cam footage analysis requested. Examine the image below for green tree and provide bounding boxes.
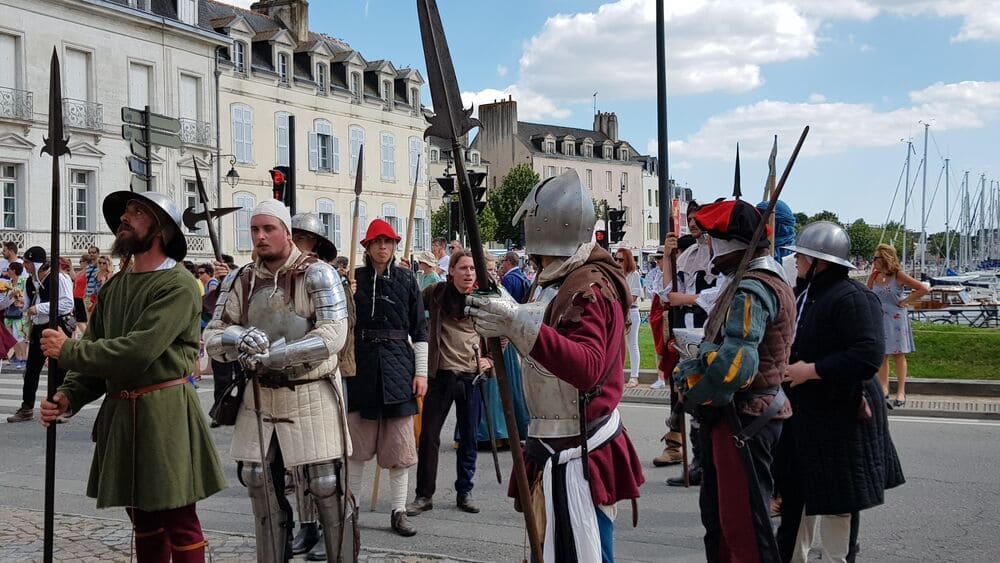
[793,212,809,232]
[488,164,539,247]
[846,218,878,260]
[431,202,449,239]
[808,210,840,224]
[478,204,498,243]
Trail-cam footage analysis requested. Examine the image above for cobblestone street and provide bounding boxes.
[0,507,470,563]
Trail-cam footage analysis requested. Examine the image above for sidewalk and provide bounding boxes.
[0,507,474,563]
[623,378,1000,419]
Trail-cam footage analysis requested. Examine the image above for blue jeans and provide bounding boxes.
[415,370,483,497]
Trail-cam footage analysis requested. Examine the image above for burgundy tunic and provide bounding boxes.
[509,286,645,506]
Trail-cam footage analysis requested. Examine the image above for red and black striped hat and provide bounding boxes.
[693,199,771,248]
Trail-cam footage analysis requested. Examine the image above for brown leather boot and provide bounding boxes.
[6,407,33,423]
[652,431,684,467]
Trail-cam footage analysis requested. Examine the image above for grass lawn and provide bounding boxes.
[624,321,1000,380]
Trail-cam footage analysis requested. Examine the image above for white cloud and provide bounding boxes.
[496,65,508,77]
[808,93,827,103]
[670,81,1000,160]
[791,0,1000,43]
[221,0,254,7]
[518,0,817,102]
[460,86,571,121]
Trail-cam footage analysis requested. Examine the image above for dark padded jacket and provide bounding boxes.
[779,267,905,515]
[347,261,427,419]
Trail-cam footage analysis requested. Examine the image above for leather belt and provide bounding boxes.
[114,377,189,400]
[259,376,328,390]
[360,328,408,342]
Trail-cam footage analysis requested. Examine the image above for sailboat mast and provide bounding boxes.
[921,123,929,275]
[903,141,912,270]
[945,158,950,269]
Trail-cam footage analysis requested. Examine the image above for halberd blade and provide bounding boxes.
[416,0,481,141]
[41,48,70,159]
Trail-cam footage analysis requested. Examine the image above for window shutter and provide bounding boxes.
[332,136,341,173]
[231,106,243,162]
[244,108,253,163]
[308,132,319,171]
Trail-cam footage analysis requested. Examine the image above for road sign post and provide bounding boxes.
[121,106,181,191]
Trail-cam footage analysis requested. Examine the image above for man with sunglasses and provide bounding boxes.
[346,219,428,537]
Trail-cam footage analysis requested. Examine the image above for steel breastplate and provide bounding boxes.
[521,284,582,439]
[247,283,312,344]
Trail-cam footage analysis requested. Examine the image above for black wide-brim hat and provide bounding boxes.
[103,191,187,261]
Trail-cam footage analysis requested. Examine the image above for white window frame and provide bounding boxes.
[231,103,253,164]
[316,198,335,241]
[233,41,247,74]
[352,200,367,251]
[382,203,399,234]
[275,112,290,167]
[413,207,427,251]
[349,125,365,176]
[0,163,17,229]
[315,62,327,94]
[408,136,423,184]
[380,131,396,181]
[429,147,440,163]
[234,191,256,251]
[606,171,613,191]
[621,171,629,191]
[350,71,362,103]
[69,169,91,232]
[382,79,392,103]
[277,52,289,84]
[586,169,593,190]
[469,150,481,166]
[603,144,613,159]
[544,165,556,179]
[309,119,338,173]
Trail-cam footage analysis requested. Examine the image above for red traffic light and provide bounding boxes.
[269,169,286,186]
[595,231,605,241]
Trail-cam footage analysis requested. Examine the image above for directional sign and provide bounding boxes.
[130,175,149,192]
[122,124,180,149]
[121,107,181,134]
[126,156,149,178]
[128,138,148,158]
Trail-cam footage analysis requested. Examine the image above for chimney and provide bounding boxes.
[250,0,310,44]
[593,111,619,142]
[479,97,518,137]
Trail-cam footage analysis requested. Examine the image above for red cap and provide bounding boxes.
[361,219,401,246]
[694,199,771,247]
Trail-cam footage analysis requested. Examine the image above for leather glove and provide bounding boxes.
[466,292,544,356]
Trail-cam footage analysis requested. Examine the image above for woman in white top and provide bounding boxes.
[615,248,643,387]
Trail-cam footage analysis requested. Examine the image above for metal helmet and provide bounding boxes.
[512,169,596,257]
[103,190,187,260]
[291,212,337,261]
[781,220,855,269]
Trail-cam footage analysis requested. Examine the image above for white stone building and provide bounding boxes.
[0,0,226,259]
[208,0,430,263]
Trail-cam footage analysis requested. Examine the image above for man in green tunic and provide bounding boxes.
[39,190,226,562]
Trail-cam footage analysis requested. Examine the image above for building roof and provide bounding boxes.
[515,121,642,159]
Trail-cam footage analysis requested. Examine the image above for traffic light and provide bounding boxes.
[269,166,289,202]
[469,172,488,214]
[595,229,608,250]
[436,176,455,195]
[608,208,627,244]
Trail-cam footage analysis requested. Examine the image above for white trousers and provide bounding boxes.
[790,509,851,563]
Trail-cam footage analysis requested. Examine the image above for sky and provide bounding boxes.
[226,0,1000,233]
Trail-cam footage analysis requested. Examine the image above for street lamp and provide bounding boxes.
[210,154,241,188]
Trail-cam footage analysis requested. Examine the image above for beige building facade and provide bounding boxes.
[0,0,225,259]
[210,0,430,263]
[470,98,646,252]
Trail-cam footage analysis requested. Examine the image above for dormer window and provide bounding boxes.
[233,42,246,75]
[410,87,420,115]
[277,53,289,84]
[543,140,556,154]
[316,63,327,94]
[469,151,481,166]
[562,140,575,156]
[178,0,197,25]
[603,143,614,159]
[429,147,440,163]
[581,140,593,158]
[619,147,629,160]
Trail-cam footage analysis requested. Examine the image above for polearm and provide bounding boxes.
[763,136,778,256]
[416,2,542,560]
[402,153,421,261]
[348,146,364,282]
[187,160,238,262]
[665,195,690,486]
[41,48,70,563]
[703,126,808,344]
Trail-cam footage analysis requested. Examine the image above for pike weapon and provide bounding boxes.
[348,145,364,282]
[733,143,742,200]
[416,2,542,559]
[41,47,70,563]
[185,159,240,261]
[764,136,778,256]
[472,343,502,484]
[703,126,809,345]
[402,153,421,261]
[666,194,690,486]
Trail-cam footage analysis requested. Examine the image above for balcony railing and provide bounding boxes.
[63,97,103,131]
[179,118,212,146]
[0,86,33,121]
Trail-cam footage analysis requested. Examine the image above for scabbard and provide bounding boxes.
[578,393,590,482]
